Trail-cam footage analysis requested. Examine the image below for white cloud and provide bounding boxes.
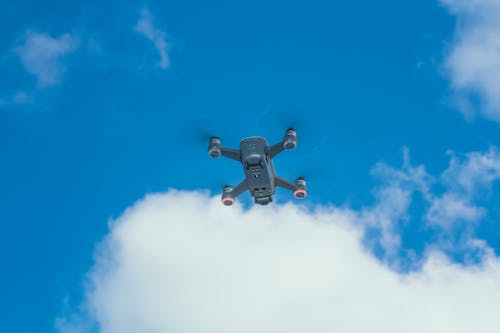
[360,148,500,237]
[426,192,484,228]
[134,8,170,69]
[0,91,33,108]
[421,148,500,253]
[359,148,433,262]
[57,148,500,332]
[15,32,78,87]
[442,0,500,121]
[12,91,31,104]
[57,190,500,333]
[424,148,500,228]
[442,148,500,196]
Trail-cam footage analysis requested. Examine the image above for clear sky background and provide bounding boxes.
[2,0,500,332]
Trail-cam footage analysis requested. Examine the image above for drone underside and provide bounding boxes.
[208,129,307,206]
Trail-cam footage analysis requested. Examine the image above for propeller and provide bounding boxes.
[178,113,234,150]
[179,108,330,193]
[255,105,327,153]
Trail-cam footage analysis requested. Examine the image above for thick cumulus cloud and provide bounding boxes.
[57,149,500,332]
[58,191,500,333]
[442,0,500,121]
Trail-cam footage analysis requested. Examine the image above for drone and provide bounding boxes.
[208,129,307,206]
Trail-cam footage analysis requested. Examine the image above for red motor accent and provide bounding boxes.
[293,189,307,199]
[222,197,235,206]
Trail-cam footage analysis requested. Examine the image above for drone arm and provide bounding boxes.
[274,176,296,192]
[231,179,249,198]
[276,176,307,198]
[268,129,297,159]
[221,147,241,162]
[268,142,285,159]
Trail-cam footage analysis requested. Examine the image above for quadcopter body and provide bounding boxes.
[208,129,307,205]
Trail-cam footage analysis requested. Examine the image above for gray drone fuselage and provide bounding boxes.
[208,128,306,206]
[240,137,276,204]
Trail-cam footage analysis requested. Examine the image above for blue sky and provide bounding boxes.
[2,1,500,332]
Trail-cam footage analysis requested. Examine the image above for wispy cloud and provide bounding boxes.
[12,91,32,104]
[442,0,500,121]
[426,192,484,229]
[423,148,500,258]
[442,148,500,195]
[359,147,500,265]
[15,32,78,87]
[134,8,170,69]
[0,91,34,108]
[359,148,433,263]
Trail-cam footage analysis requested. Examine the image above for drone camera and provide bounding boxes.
[255,196,273,205]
